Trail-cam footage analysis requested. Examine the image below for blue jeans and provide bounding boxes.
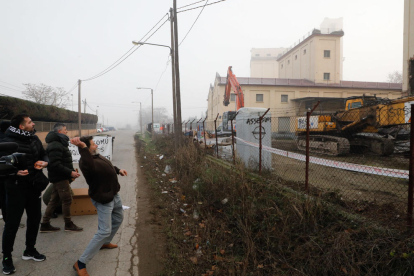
[79,194,123,264]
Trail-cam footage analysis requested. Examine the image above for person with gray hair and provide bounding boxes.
[40,123,83,233]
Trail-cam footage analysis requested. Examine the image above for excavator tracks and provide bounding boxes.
[297,135,350,156]
[297,135,395,156]
[351,136,394,156]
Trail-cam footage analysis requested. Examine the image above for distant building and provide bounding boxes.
[250,18,344,83]
[206,18,403,131]
[250,48,287,78]
[206,73,403,131]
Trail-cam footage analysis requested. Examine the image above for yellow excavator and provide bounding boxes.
[295,95,414,156]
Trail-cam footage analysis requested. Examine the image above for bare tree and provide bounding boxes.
[22,83,70,108]
[387,71,403,83]
[140,107,172,126]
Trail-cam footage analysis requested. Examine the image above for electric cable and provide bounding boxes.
[154,54,171,92]
[177,0,206,9]
[177,0,226,13]
[82,13,169,82]
[179,0,209,46]
[0,85,22,92]
[0,81,25,90]
[67,82,79,94]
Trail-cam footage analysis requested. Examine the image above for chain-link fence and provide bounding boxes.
[204,103,414,230]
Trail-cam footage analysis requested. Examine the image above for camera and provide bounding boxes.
[0,142,27,176]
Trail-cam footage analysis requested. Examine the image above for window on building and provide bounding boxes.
[288,60,290,65]
[281,64,283,69]
[324,50,331,58]
[230,93,235,101]
[256,94,264,102]
[281,95,288,103]
[295,55,297,60]
[303,49,307,55]
[278,117,291,133]
[267,54,271,56]
[255,54,260,57]
[324,73,330,80]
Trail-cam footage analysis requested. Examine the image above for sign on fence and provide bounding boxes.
[297,116,319,129]
[69,136,113,163]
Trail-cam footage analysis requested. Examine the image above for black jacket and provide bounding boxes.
[45,131,74,183]
[1,127,49,186]
[79,147,120,204]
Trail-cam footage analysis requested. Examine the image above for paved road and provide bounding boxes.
[0,130,139,276]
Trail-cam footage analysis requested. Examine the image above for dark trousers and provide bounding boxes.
[2,183,41,256]
[42,180,72,224]
[0,181,7,223]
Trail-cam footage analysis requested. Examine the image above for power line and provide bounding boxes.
[179,0,209,46]
[177,0,226,13]
[0,84,22,92]
[177,0,206,9]
[154,54,171,92]
[67,82,79,94]
[81,13,169,82]
[0,80,25,90]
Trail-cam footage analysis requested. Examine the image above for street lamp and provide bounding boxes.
[132,41,172,54]
[96,106,99,116]
[132,101,142,134]
[136,88,153,133]
[132,40,180,148]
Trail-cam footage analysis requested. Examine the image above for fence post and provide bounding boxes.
[196,118,202,142]
[259,109,270,175]
[305,101,320,193]
[202,117,207,150]
[230,112,239,165]
[408,104,414,229]
[214,113,219,158]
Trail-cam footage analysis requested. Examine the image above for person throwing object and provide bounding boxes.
[70,136,127,276]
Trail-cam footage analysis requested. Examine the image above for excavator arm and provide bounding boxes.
[223,66,244,110]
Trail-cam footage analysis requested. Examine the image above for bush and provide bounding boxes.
[0,96,97,123]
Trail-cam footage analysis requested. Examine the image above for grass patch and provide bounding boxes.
[137,134,414,276]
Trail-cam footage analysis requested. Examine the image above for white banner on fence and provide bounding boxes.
[235,137,409,179]
[69,136,113,163]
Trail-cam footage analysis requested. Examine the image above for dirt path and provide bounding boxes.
[135,139,166,275]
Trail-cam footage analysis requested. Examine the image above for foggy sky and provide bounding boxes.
[0,0,404,127]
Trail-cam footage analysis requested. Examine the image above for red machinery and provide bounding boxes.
[223,66,244,110]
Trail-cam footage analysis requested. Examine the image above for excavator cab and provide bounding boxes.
[345,99,363,110]
[344,95,378,111]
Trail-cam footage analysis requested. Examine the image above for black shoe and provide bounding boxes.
[22,248,46,262]
[40,223,60,233]
[51,212,58,218]
[2,256,15,275]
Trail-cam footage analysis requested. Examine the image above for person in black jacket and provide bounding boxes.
[40,123,82,233]
[1,114,49,275]
[0,121,10,224]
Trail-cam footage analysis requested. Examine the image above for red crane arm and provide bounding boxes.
[223,66,244,110]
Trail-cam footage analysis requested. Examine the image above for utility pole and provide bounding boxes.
[170,7,178,150]
[140,102,143,134]
[151,89,154,133]
[78,80,82,137]
[173,0,182,143]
